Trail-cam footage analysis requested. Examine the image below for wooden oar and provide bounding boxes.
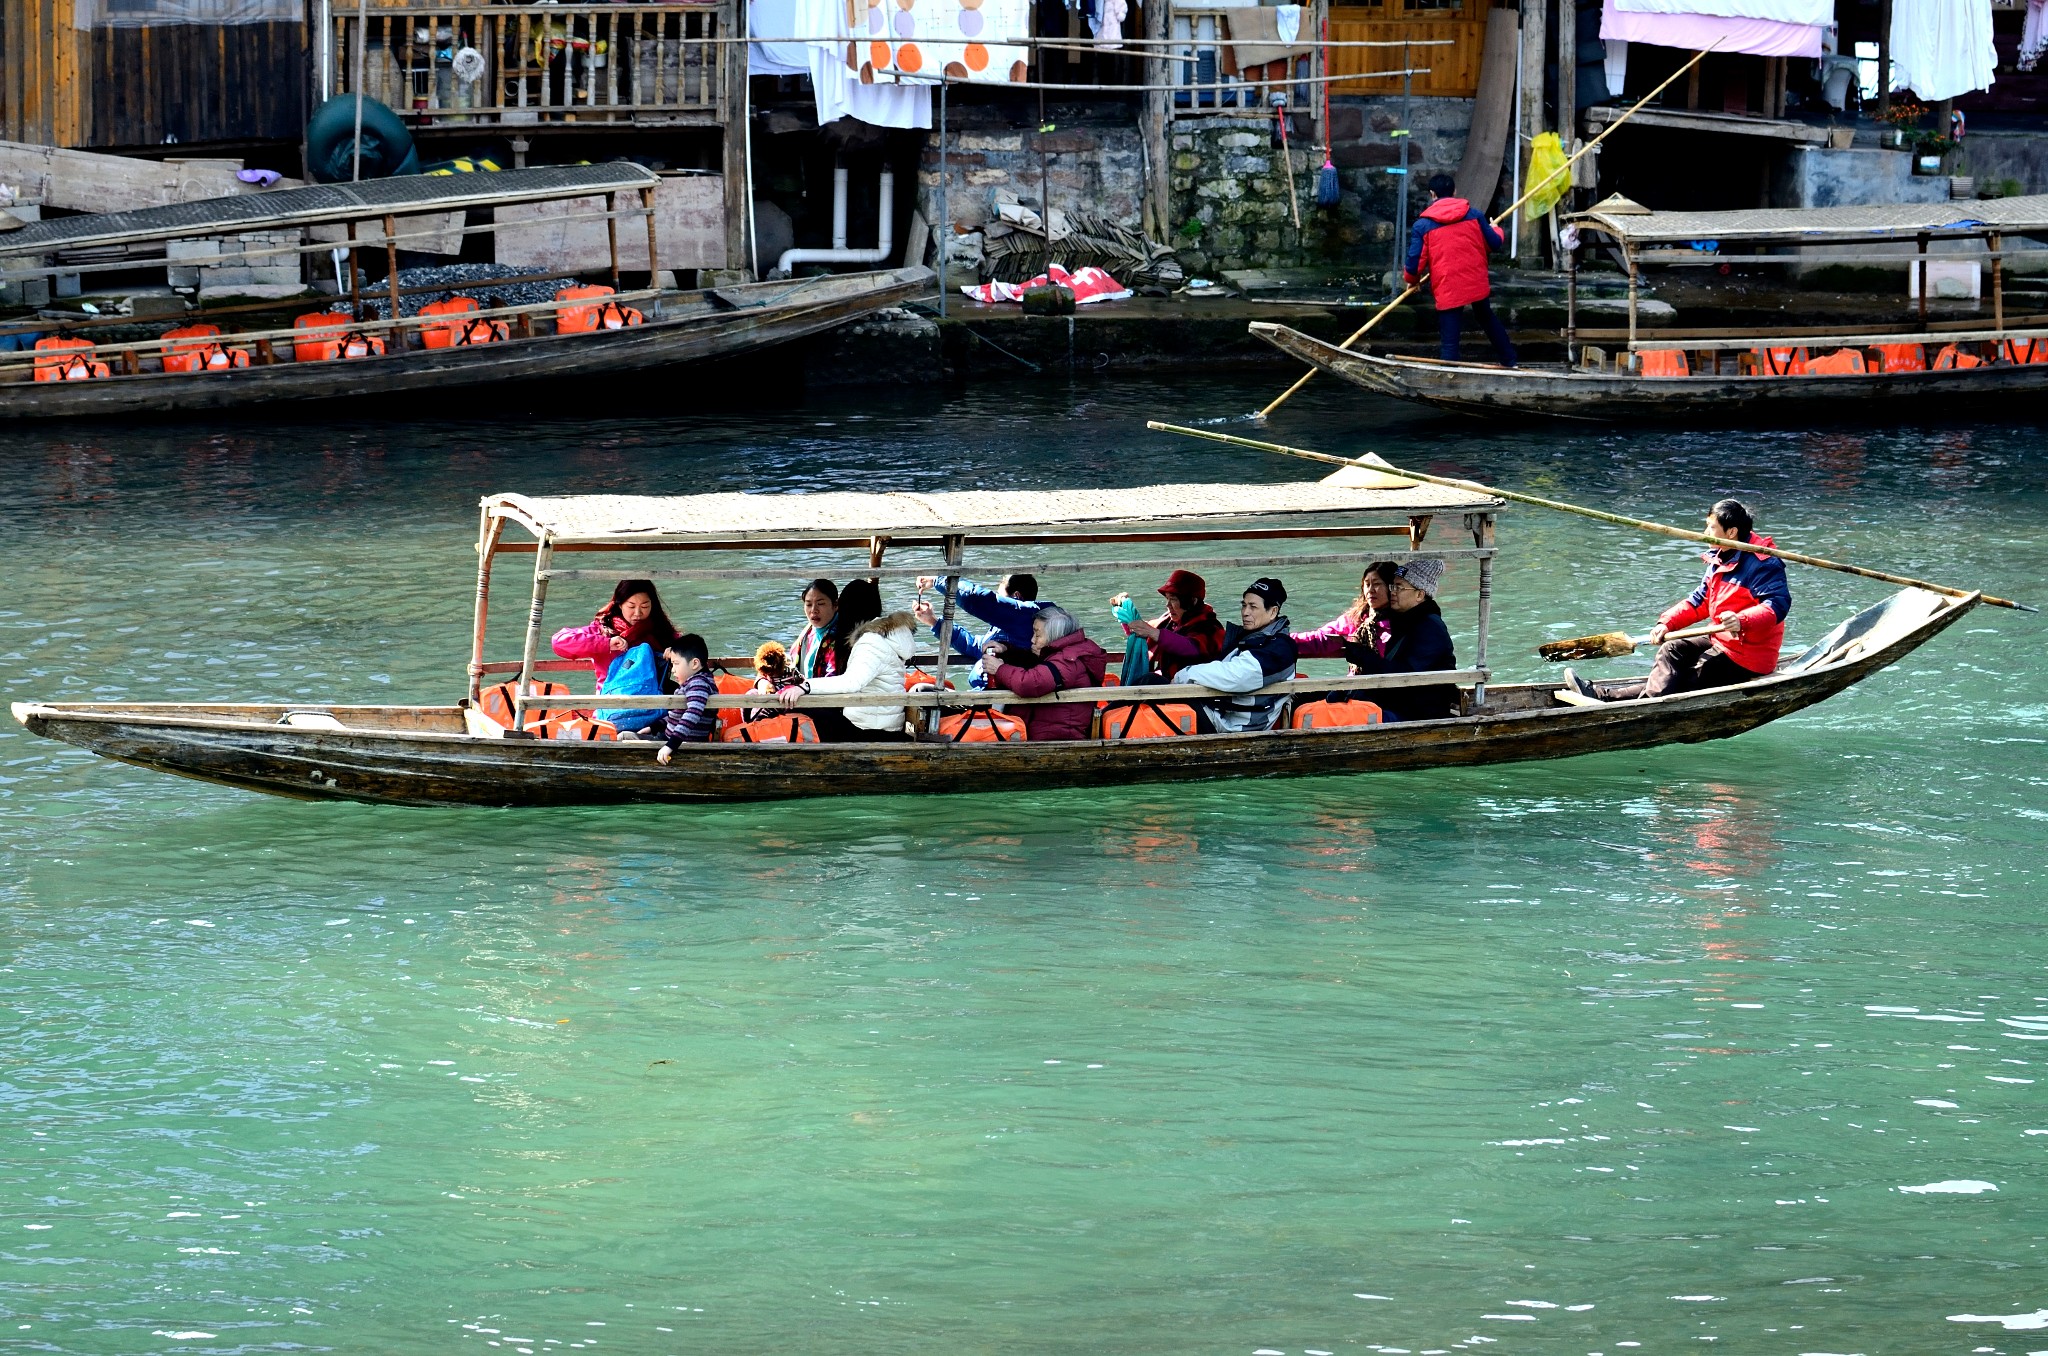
[1254,45,1715,422]
[1144,420,2037,612]
[1538,621,1729,663]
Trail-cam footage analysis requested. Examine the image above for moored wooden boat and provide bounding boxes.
[10,477,1977,806]
[1254,194,2048,423]
[0,165,928,420]
[1250,321,2048,422]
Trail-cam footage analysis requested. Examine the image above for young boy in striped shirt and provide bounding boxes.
[654,633,717,764]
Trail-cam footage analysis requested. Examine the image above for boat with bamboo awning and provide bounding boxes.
[0,164,926,420]
[1252,195,2048,423]
[10,470,1975,806]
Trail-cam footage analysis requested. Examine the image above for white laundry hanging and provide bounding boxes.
[1888,0,1996,101]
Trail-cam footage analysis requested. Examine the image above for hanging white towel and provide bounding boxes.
[1604,36,1630,97]
[2022,0,2047,72]
[1889,0,1996,101]
[1091,0,1127,48]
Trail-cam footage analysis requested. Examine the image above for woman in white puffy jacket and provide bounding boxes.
[779,603,916,742]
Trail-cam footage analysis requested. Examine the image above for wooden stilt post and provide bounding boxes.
[1626,248,1639,358]
[1470,511,1495,707]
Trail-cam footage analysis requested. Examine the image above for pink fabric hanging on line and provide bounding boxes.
[1597,3,1825,58]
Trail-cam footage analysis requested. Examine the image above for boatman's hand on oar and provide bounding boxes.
[1715,610,1742,638]
[1647,623,1668,646]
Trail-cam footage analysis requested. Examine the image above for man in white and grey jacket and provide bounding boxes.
[1162,577,1299,733]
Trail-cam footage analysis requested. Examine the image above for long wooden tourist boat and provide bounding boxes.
[10,472,1976,806]
[1252,196,2048,422]
[0,164,926,420]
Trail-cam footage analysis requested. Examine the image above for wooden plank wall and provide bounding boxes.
[2,0,87,145]
[1328,6,1488,99]
[3,0,303,148]
[89,21,307,147]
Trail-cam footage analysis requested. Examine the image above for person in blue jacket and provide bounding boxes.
[912,573,1046,686]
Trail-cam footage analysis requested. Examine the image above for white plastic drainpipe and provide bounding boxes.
[778,163,895,275]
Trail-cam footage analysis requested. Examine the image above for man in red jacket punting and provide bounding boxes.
[1404,174,1517,368]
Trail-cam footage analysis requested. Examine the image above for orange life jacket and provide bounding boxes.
[555,285,645,334]
[713,673,754,738]
[419,297,479,350]
[1753,346,1809,376]
[293,312,353,362]
[1933,343,1984,370]
[32,337,110,382]
[936,707,1027,742]
[549,713,619,741]
[477,680,577,739]
[1999,336,2048,364]
[1872,342,1927,373]
[1289,698,1386,730]
[161,323,250,373]
[1100,701,1200,739]
[1804,348,1867,376]
[1637,348,1689,378]
[722,713,821,744]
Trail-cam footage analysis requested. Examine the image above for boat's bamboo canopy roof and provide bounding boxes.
[486,480,1501,545]
[0,164,660,257]
[1569,193,2048,245]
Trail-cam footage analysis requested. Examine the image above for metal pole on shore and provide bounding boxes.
[938,78,948,320]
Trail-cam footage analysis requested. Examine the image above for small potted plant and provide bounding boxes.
[1877,100,1926,150]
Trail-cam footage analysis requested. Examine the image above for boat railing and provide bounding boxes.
[505,668,1492,715]
[0,286,664,377]
[330,0,732,128]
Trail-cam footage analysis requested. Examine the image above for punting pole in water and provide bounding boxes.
[1252,44,1718,423]
[1146,420,2036,612]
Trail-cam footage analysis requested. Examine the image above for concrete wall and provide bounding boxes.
[915,92,1479,278]
[1774,146,1949,210]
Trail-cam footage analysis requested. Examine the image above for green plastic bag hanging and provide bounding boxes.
[1524,132,1570,222]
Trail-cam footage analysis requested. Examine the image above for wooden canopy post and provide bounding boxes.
[346,220,364,319]
[1469,511,1495,707]
[1625,248,1639,357]
[469,507,506,701]
[1917,231,1929,323]
[606,191,621,288]
[641,185,661,288]
[1992,231,2004,334]
[513,536,554,732]
[384,214,403,342]
[931,534,965,698]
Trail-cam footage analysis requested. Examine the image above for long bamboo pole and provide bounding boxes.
[1146,421,2035,612]
[1255,44,1718,421]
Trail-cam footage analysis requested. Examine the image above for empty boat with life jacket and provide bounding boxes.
[0,163,926,421]
[1252,195,2048,423]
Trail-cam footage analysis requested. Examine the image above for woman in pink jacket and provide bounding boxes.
[551,579,683,686]
[1292,562,1398,664]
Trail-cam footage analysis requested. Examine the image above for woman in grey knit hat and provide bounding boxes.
[1337,556,1461,722]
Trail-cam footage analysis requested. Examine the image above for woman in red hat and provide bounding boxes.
[1109,569,1228,680]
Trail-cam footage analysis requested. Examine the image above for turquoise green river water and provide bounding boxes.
[4,378,2047,1355]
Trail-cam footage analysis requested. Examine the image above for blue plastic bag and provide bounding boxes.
[596,643,667,733]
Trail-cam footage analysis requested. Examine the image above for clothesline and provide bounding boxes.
[737,33,1453,46]
[886,66,1433,91]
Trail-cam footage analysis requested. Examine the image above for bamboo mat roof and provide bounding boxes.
[0,164,659,257]
[1569,193,2048,245]
[486,480,1501,544]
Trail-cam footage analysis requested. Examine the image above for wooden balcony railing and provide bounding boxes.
[330,2,731,128]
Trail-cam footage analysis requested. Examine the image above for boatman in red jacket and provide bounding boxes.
[1405,174,1517,368]
[1564,499,1792,702]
